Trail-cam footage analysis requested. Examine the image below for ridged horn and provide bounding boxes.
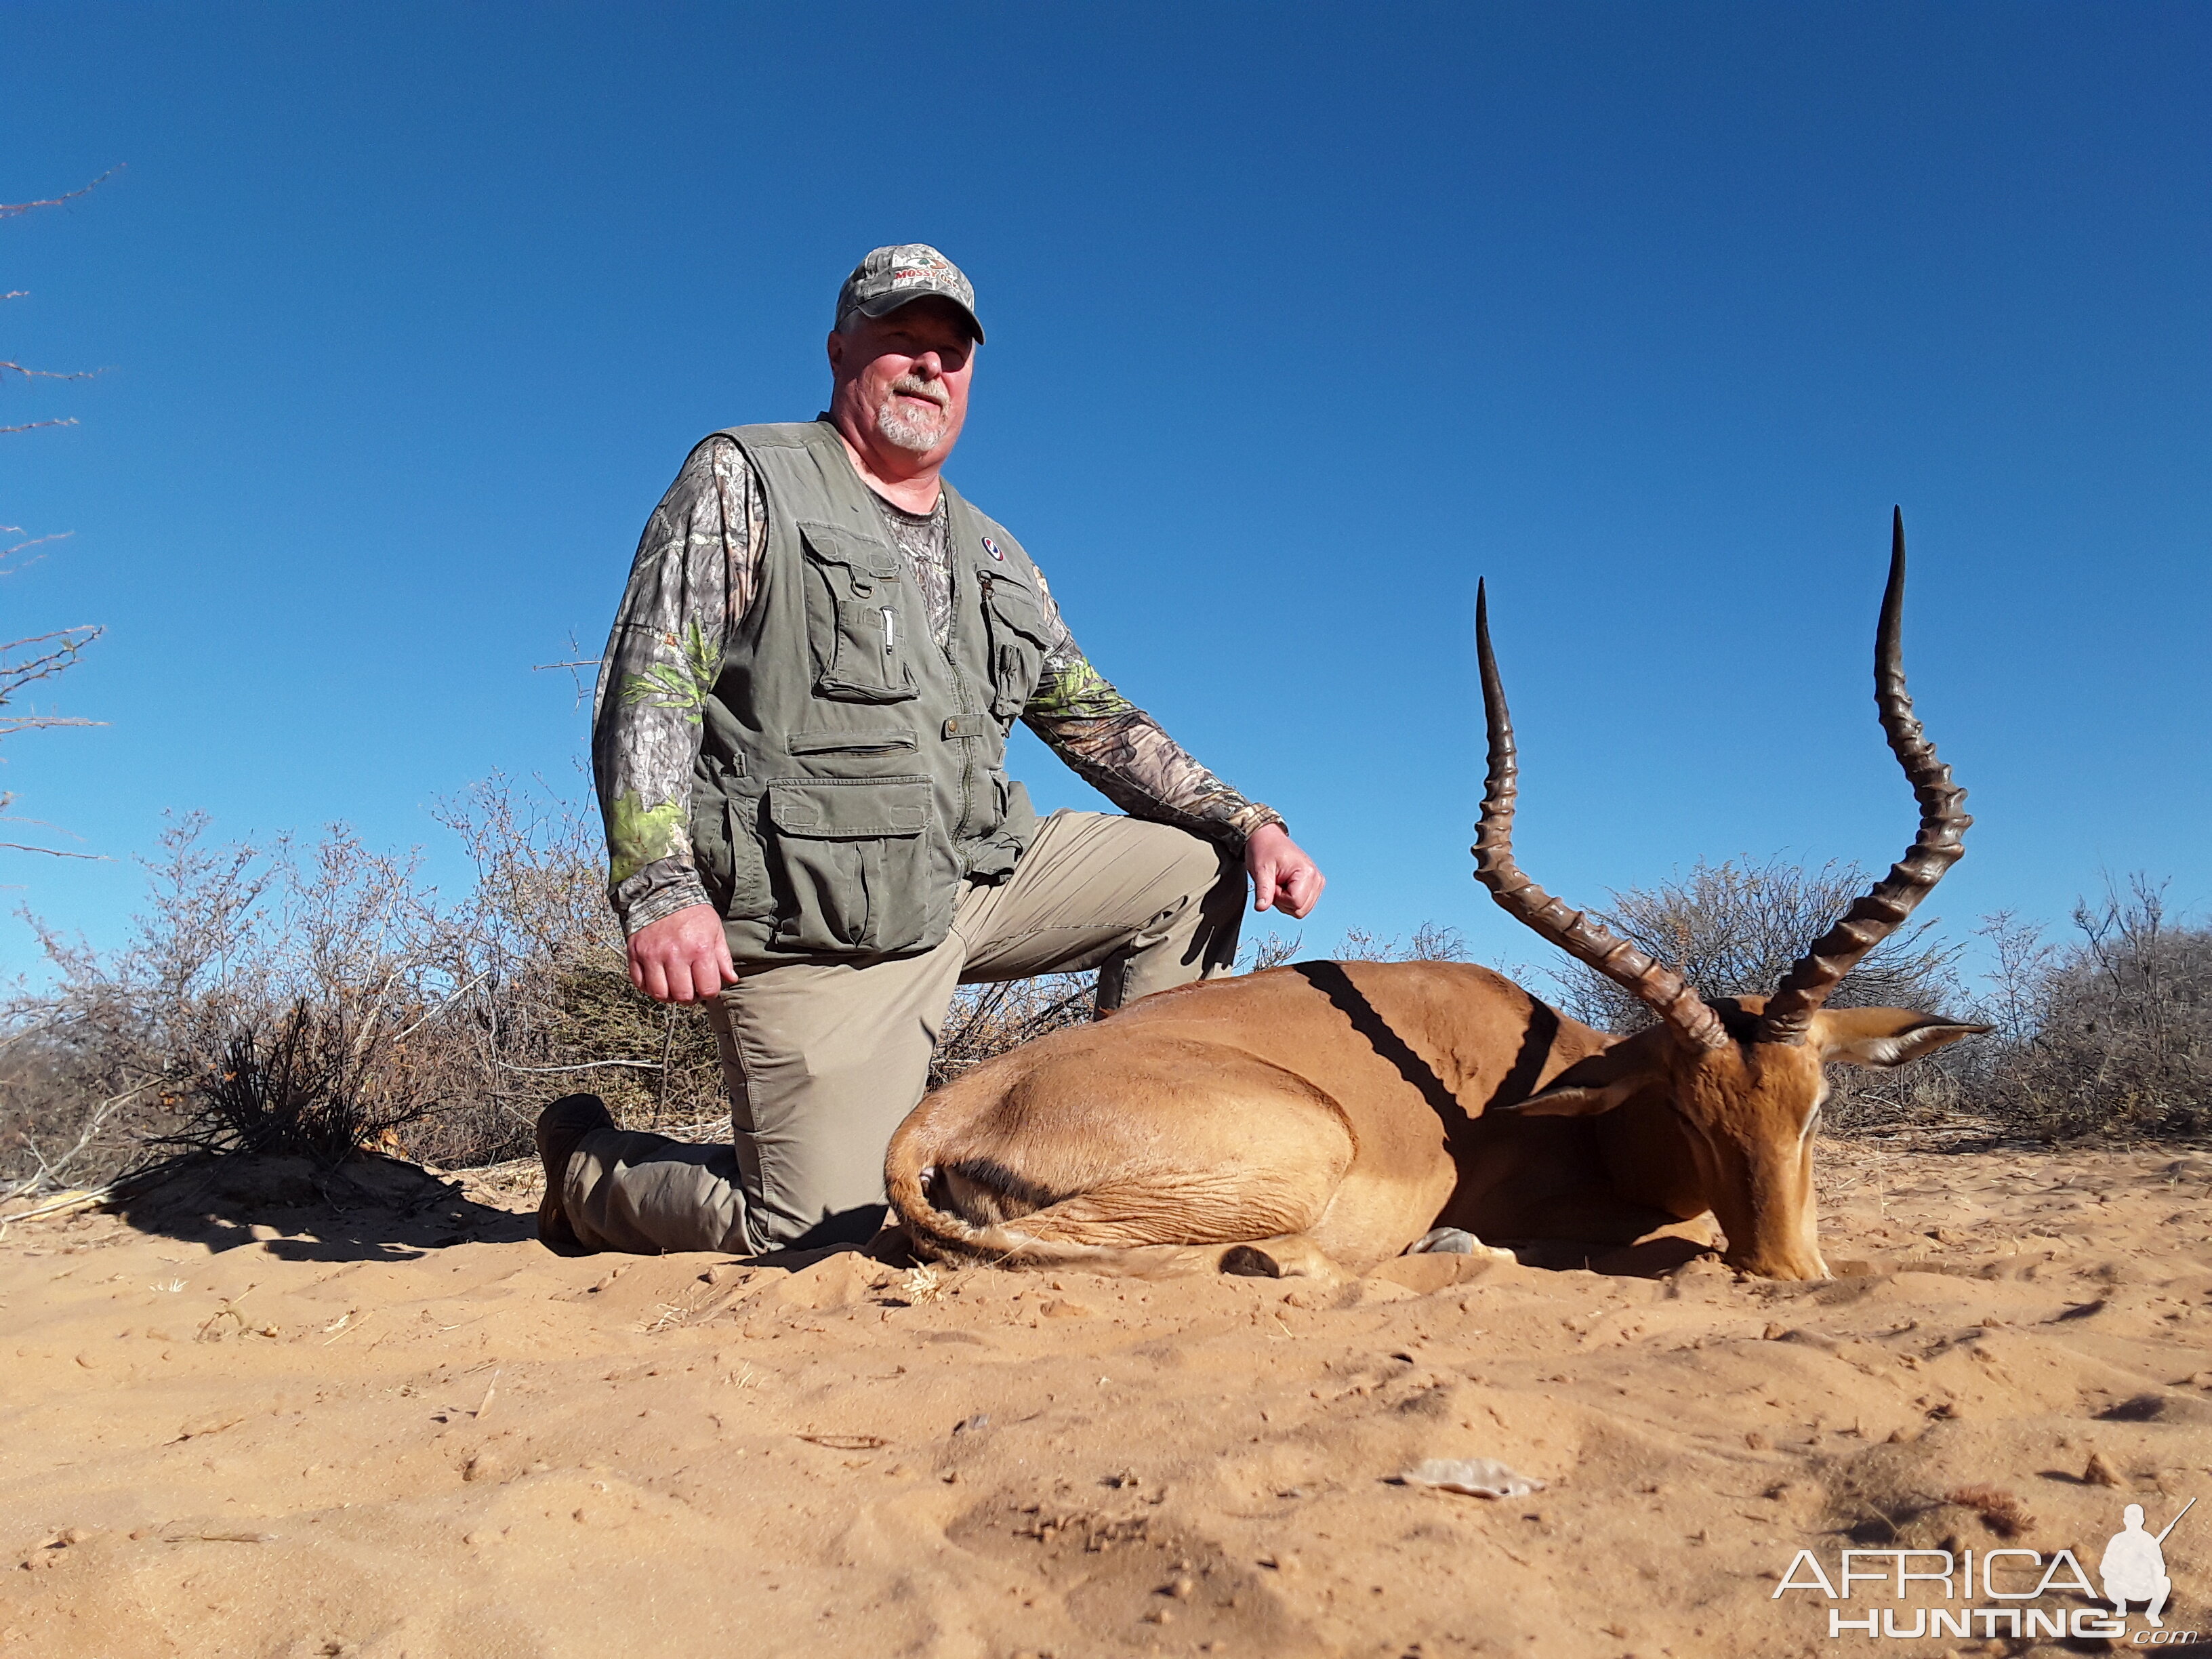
[1757,508,1972,1045]
[1472,579,1730,1052]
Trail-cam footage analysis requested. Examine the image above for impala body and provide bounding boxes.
[886,514,1986,1282]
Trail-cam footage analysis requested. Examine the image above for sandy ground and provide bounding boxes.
[3,1134,2211,1659]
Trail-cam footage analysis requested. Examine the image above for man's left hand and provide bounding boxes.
[1246,823,1325,920]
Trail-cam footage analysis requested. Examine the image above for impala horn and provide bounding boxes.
[1472,580,1730,1052]
[1757,508,1972,1044]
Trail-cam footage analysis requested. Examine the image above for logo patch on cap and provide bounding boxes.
[982,536,1003,562]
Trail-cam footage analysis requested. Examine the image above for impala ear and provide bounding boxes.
[1815,1008,1993,1069]
[1507,1031,1666,1118]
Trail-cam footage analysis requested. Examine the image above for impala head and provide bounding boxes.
[1473,510,1990,1280]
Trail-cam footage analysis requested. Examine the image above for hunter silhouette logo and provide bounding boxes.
[2103,1498,2191,1629]
[1770,1494,2196,1643]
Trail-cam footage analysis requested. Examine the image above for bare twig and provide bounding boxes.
[497,1057,663,1073]
[1,1185,113,1223]
[0,169,121,220]
[0,841,106,860]
[532,631,601,708]
[3,528,73,562]
[0,361,98,386]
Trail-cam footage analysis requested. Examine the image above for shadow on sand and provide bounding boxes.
[86,1149,1707,1284]
[102,1152,537,1263]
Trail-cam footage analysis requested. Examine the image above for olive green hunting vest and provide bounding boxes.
[687,421,1049,964]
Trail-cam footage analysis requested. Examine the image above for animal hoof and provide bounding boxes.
[1220,1245,1283,1278]
[1410,1227,1481,1256]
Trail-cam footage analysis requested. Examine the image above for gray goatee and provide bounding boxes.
[874,375,951,454]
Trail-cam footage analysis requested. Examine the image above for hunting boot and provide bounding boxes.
[535,1093,614,1251]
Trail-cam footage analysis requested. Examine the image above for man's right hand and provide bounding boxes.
[627,904,738,1004]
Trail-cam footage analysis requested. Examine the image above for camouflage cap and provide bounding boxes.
[834,244,985,343]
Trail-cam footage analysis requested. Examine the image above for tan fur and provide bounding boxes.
[886,965,1982,1282]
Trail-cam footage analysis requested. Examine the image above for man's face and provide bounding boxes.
[827,298,976,466]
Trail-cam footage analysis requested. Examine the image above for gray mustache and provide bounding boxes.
[888,375,948,409]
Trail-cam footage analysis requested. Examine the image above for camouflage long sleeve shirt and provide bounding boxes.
[592,435,1285,937]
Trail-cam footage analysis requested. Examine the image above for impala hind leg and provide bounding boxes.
[1217,1233,1353,1284]
[1408,1227,1518,1263]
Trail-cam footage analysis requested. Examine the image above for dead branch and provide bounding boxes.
[3,529,74,562]
[0,796,108,858]
[0,169,121,220]
[9,1080,155,1195]
[0,360,98,385]
[497,1057,663,1073]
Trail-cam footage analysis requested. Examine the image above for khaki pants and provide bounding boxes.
[564,811,1244,1255]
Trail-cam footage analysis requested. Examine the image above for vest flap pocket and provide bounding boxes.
[981,575,1054,646]
[801,523,917,703]
[980,574,1051,718]
[767,777,930,838]
[762,777,933,954]
[797,520,897,580]
[786,729,917,756]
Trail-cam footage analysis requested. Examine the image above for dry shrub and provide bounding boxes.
[1549,857,1960,1033]
[1978,877,2212,1139]
[1538,857,1971,1132]
[3,813,456,1180]
[1335,922,1474,964]
[929,975,1095,1090]
[1946,1484,2034,1538]
[1502,857,2209,1144]
[0,776,723,1195]
[1234,921,1473,973]
[167,998,435,1164]
[1240,930,1304,972]
[411,774,723,1152]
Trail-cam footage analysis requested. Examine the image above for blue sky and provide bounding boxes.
[3,2,2207,985]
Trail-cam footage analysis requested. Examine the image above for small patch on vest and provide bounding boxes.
[981,535,1002,562]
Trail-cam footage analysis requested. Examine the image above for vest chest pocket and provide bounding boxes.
[979,572,1052,719]
[800,523,918,704]
[763,777,932,954]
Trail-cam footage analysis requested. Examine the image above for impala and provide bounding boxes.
[885,512,1986,1282]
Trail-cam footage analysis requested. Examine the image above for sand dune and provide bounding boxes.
[4,1136,2209,1658]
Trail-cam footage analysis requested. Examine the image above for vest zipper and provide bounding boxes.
[942,556,977,849]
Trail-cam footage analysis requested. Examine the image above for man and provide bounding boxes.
[539,244,1324,1256]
